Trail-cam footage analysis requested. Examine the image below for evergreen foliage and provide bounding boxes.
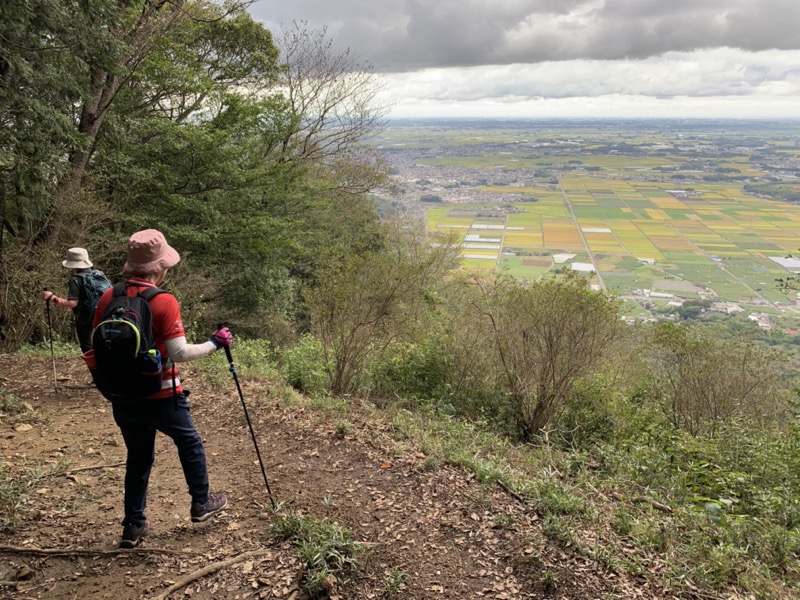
[0,1,388,348]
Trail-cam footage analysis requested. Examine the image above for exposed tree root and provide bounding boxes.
[630,495,673,513]
[609,491,673,513]
[149,549,274,600]
[0,544,189,556]
[497,480,527,505]
[65,462,125,474]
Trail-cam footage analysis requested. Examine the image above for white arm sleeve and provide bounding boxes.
[165,336,218,363]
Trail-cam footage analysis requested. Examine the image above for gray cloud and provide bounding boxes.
[250,0,800,71]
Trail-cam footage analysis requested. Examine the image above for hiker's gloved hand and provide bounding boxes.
[209,326,233,349]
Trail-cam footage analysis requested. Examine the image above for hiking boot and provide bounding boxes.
[190,493,228,522]
[120,521,149,548]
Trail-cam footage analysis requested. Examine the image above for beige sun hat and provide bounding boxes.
[122,229,181,275]
[62,247,93,269]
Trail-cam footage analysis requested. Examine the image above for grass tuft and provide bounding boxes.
[269,511,365,597]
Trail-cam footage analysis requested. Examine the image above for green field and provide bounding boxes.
[427,177,800,306]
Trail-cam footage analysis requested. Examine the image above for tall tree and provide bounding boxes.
[0,0,122,256]
[276,21,389,194]
[0,3,391,348]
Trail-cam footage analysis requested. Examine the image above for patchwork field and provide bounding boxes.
[426,177,800,305]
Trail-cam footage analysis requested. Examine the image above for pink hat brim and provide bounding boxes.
[122,229,181,275]
[122,247,180,275]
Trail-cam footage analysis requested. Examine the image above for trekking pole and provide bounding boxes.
[218,324,277,510]
[43,291,57,390]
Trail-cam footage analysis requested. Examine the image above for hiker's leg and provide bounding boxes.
[154,392,209,504]
[113,403,157,526]
[75,322,92,353]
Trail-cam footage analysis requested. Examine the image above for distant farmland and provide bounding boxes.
[427,177,800,306]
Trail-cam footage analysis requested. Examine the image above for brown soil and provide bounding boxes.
[521,258,552,268]
[1,354,653,599]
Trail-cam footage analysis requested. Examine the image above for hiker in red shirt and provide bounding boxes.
[93,229,231,548]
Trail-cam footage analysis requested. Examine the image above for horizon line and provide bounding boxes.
[385,115,800,121]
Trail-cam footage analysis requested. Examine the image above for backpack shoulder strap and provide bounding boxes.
[138,286,165,302]
[112,282,128,298]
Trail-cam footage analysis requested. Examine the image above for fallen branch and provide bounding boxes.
[65,462,125,475]
[609,492,673,514]
[0,544,190,557]
[497,480,526,505]
[0,581,18,587]
[588,483,673,514]
[150,549,273,600]
[631,495,673,514]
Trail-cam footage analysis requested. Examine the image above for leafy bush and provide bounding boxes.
[368,341,449,403]
[367,329,507,427]
[1,389,22,415]
[194,339,280,387]
[646,322,790,435]
[280,334,329,394]
[555,376,620,449]
[305,223,460,395]
[480,273,623,441]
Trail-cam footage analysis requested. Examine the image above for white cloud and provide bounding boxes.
[384,48,800,99]
[379,48,800,117]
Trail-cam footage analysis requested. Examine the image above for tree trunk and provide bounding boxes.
[0,177,6,261]
[57,0,186,194]
[60,72,118,192]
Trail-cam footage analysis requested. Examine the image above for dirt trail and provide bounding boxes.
[1,354,628,599]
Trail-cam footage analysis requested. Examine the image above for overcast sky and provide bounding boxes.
[249,0,800,118]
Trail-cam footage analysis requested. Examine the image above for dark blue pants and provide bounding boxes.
[112,392,209,527]
[75,321,93,353]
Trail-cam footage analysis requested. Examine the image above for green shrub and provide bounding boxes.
[280,334,329,394]
[195,339,280,386]
[556,376,620,449]
[481,274,623,441]
[368,341,449,402]
[367,333,506,428]
[646,322,788,436]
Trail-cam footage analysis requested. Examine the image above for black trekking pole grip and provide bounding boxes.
[216,323,277,509]
[44,289,57,390]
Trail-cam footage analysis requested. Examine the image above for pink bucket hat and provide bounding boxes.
[122,229,180,275]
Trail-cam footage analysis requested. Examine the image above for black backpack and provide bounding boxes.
[90,283,166,402]
[78,270,112,314]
